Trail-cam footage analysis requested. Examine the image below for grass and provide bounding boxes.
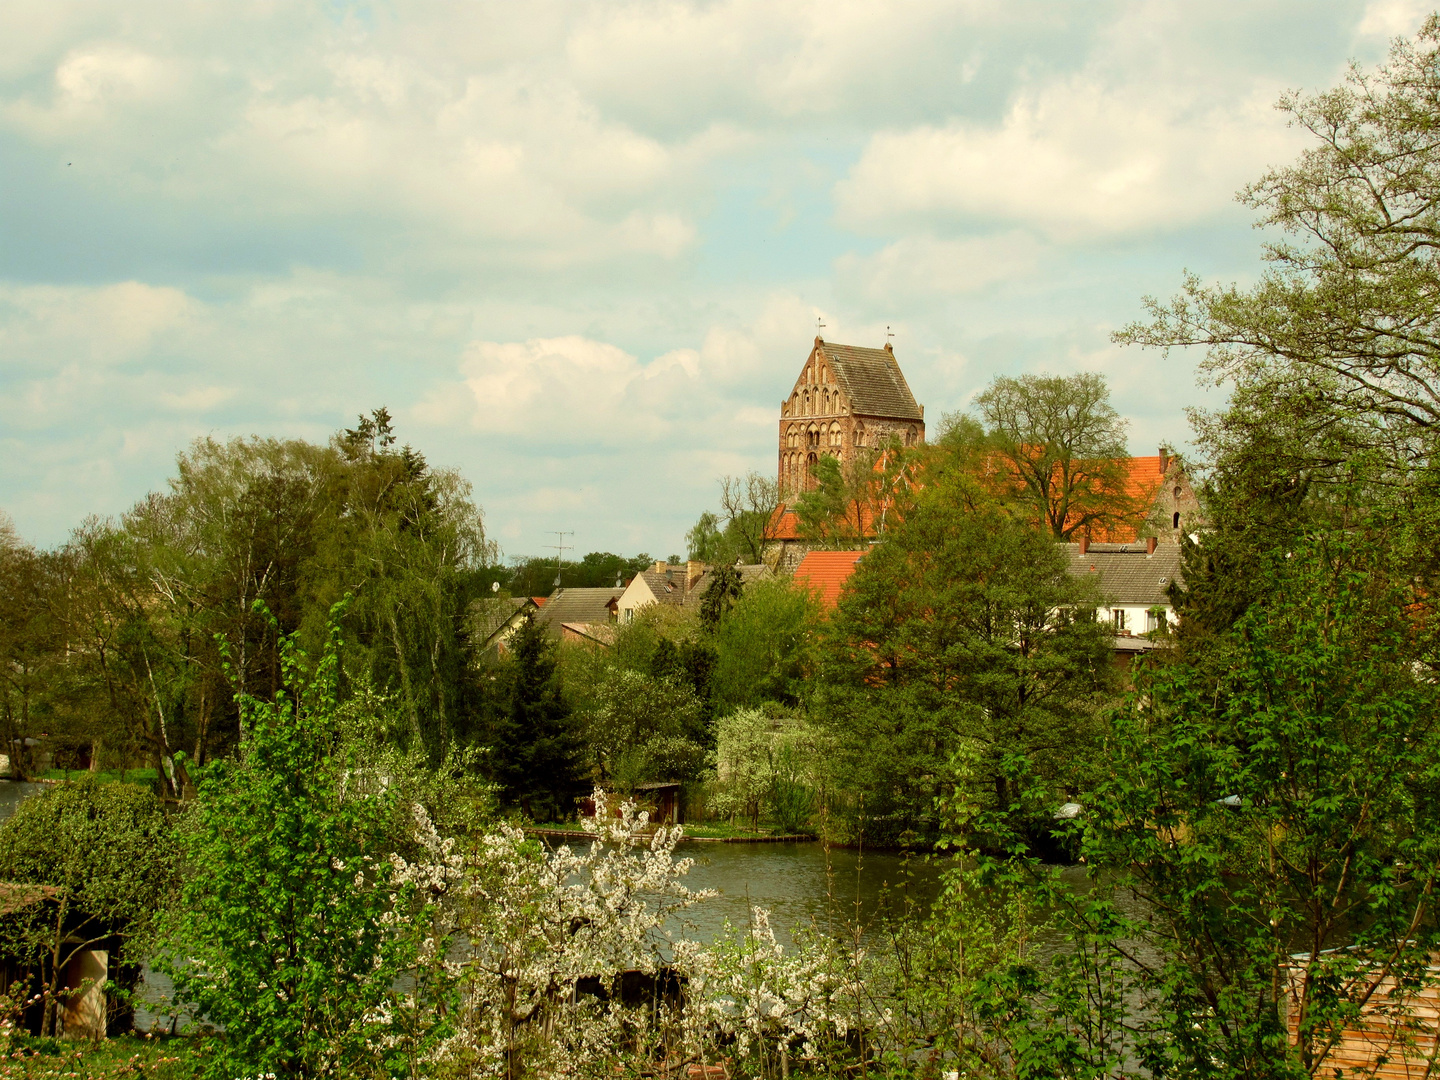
[36,769,158,787]
[0,1034,206,1079]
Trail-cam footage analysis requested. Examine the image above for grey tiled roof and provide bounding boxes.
[1065,542,1183,607]
[688,563,771,599]
[535,587,622,631]
[637,568,693,605]
[821,342,923,421]
[470,597,535,645]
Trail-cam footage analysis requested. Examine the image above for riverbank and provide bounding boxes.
[526,826,815,844]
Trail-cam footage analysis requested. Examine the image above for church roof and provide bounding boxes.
[818,340,922,421]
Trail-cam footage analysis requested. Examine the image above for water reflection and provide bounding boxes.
[669,841,953,948]
[0,780,46,823]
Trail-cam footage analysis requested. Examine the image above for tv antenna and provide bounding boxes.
[547,530,572,590]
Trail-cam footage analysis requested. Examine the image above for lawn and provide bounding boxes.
[0,1035,205,1080]
[37,769,159,787]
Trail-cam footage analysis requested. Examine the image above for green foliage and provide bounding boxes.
[975,371,1142,539]
[698,563,743,630]
[1117,20,1440,484]
[709,576,818,714]
[484,612,586,819]
[710,706,826,834]
[587,668,709,791]
[158,613,419,1080]
[1077,535,1440,1077]
[0,779,175,1038]
[819,475,1114,844]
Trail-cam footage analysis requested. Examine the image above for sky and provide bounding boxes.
[0,0,1431,560]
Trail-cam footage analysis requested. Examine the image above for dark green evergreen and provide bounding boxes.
[487,612,586,819]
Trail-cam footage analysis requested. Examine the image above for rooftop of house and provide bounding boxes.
[817,339,923,421]
[0,882,61,917]
[534,587,621,630]
[793,549,867,608]
[633,566,695,605]
[1065,541,1183,608]
[470,596,536,644]
[689,563,771,596]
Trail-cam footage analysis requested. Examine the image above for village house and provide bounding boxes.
[0,882,119,1040]
[615,560,770,624]
[533,586,624,643]
[468,595,539,657]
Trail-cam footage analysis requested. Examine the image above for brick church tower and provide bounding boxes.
[778,336,925,501]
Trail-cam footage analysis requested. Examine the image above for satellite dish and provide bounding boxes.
[491,581,500,593]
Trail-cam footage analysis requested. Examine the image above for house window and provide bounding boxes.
[1146,608,1164,633]
[1112,608,1126,631]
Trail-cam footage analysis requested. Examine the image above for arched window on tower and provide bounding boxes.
[1173,511,1181,530]
[905,425,917,447]
[853,422,866,447]
[830,422,842,447]
[802,390,810,415]
[822,389,830,414]
[808,424,820,447]
[806,452,818,489]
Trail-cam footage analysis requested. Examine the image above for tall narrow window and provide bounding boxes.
[1172,511,1181,529]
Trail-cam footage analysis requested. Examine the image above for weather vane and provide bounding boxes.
[886,325,894,343]
[816,317,826,335]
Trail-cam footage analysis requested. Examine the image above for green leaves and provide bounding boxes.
[158,616,420,1080]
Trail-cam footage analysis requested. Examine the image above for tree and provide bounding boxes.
[1118,20,1440,483]
[1070,535,1440,1077]
[698,563,744,630]
[717,471,783,564]
[709,576,818,714]
[686,512,726,564]
[818,473,1114,843]
[0,779,175,1037]
[975,372,1142,540]
[159,615,417,1080]
[486,612,586,819]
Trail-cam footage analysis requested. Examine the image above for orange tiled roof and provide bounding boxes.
[793,550,866,609]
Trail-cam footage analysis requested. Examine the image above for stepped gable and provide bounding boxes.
[821,341,923,420]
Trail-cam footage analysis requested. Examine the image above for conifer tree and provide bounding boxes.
[488,613,585,820]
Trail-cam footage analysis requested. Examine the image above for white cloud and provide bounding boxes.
[0,281,193,373]
[1358,0,1434,36]
[835,72,1301,240]
[836,232,1046,303]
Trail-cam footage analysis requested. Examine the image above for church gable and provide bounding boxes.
[781,337,923,423]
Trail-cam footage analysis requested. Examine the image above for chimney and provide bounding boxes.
[686,560,705,590]
[1147,536,1157,555]
[1078,536,1089,556]
[1158,446,1169,473]
[653,560,667,574]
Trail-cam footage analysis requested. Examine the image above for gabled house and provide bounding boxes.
[1066,538,1181,660]
[469,596,539,658]
[615,561,771,624]
[534,587,624,640]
